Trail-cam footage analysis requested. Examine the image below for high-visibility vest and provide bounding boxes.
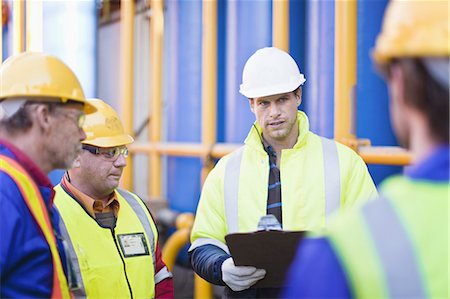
[328,176,449,298]
[0,155,71,299]
[190,111,377,253]
[54,185,160,298]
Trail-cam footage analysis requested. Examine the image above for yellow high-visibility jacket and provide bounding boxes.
[190,111,377,251]
[54,185,163,298]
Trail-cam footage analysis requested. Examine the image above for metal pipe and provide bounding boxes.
[272,0,289,51]
[13,0,25,54]
[358,146,412,165]
[201,0,217,184]
[130,142,241,158]
[129,142,411,166]
[161,213,194,271]
[195,274,212,299]
[194,2,217,297]
[120,0,135,190]
[149,0,164,200]
[0,1,3,62]
[334,0,357,143]
[26,0,43,51]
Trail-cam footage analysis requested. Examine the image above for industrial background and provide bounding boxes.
[1,0,411,297]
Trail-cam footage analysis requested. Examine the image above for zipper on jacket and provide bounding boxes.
[111,228,134,298]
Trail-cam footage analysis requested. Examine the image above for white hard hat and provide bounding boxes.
[239,47,306,98]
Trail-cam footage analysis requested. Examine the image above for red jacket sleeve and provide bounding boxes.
[154,240,174,299]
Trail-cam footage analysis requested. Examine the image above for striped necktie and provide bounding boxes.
[265,145,282,226]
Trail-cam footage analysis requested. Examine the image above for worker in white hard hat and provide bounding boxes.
[53,99,174,298]
[0,52,96,298]
[284,1,449,298]
[189,47,377,298]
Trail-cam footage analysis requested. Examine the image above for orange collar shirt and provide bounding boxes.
[61,173,120,221]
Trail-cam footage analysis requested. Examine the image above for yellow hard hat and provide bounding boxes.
[372,0,450,64]
[0,52,96,114]
[82,98,134,148]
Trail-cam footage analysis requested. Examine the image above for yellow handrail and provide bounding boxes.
[13,0,25,55]
[201,0,217,185]
[149,0,164,200]
[129,142,411,166]
[0,0,3,62]
[334,0,357,143]
[162,213,195,272]
[120,0,135,190]
[272,0,289,52]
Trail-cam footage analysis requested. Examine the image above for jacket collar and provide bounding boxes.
[244,111,310,153]
[404,145,449,182]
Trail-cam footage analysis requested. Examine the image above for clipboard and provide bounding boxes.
[225,230,305,288]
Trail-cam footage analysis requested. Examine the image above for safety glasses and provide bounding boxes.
[60,111,85,129]
[82,144,129,161]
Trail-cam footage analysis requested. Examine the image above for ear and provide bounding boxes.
[33,104,53,133]
[295,88,302,107]
[389,64,406,106]
[248,98,255,114]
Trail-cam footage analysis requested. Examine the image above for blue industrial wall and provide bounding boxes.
[165,0,203,213]
[356,0,401,184]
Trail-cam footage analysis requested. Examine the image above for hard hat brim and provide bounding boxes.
[239,75,306,98]
[82,134,134,148]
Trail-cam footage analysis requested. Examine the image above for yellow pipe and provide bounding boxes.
[195,274,212,299]
[149,0,164,200]
[129,142,412,166]
[0,1,3,62]
[162,228,190,272]
[162,213,194,272]
[201,0,217,184]
[197,2,217,297]
[26,0,43,51]
[358,146,412,165]
[120,0,135,190]
[13,0,25,55]
[334,0,357,143]
[272,0,289,52]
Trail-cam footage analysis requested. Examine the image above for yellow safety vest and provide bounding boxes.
[54,185,159,298]
[190,111,377,252]
[328,176,449,298]
[0,155,71,299]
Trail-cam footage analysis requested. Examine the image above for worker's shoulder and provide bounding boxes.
[0,170,25,198]
[306,133,360,157]
[215,145,246,166]
[116,188,141,200]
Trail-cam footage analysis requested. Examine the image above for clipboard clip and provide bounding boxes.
[257,215,281,231]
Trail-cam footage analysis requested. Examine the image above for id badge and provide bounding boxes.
[117,233,149,257]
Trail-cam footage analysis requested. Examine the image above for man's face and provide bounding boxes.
[249,90,301,143]
[47,104,87,169]
[78,146,128,196]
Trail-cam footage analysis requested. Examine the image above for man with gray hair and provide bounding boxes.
[0,52,95,298]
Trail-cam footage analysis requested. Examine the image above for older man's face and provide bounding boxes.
[46,104,87,170]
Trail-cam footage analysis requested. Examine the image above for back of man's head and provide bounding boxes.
[372,0,449,144]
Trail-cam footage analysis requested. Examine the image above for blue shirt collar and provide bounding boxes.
[404,145,449,182]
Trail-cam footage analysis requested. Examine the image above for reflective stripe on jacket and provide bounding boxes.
[190,111,377,252]
[54,185,162,298]
[328,176,449,298]
[0,155,71,299]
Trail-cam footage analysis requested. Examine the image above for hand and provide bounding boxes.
[221,257,266,291]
